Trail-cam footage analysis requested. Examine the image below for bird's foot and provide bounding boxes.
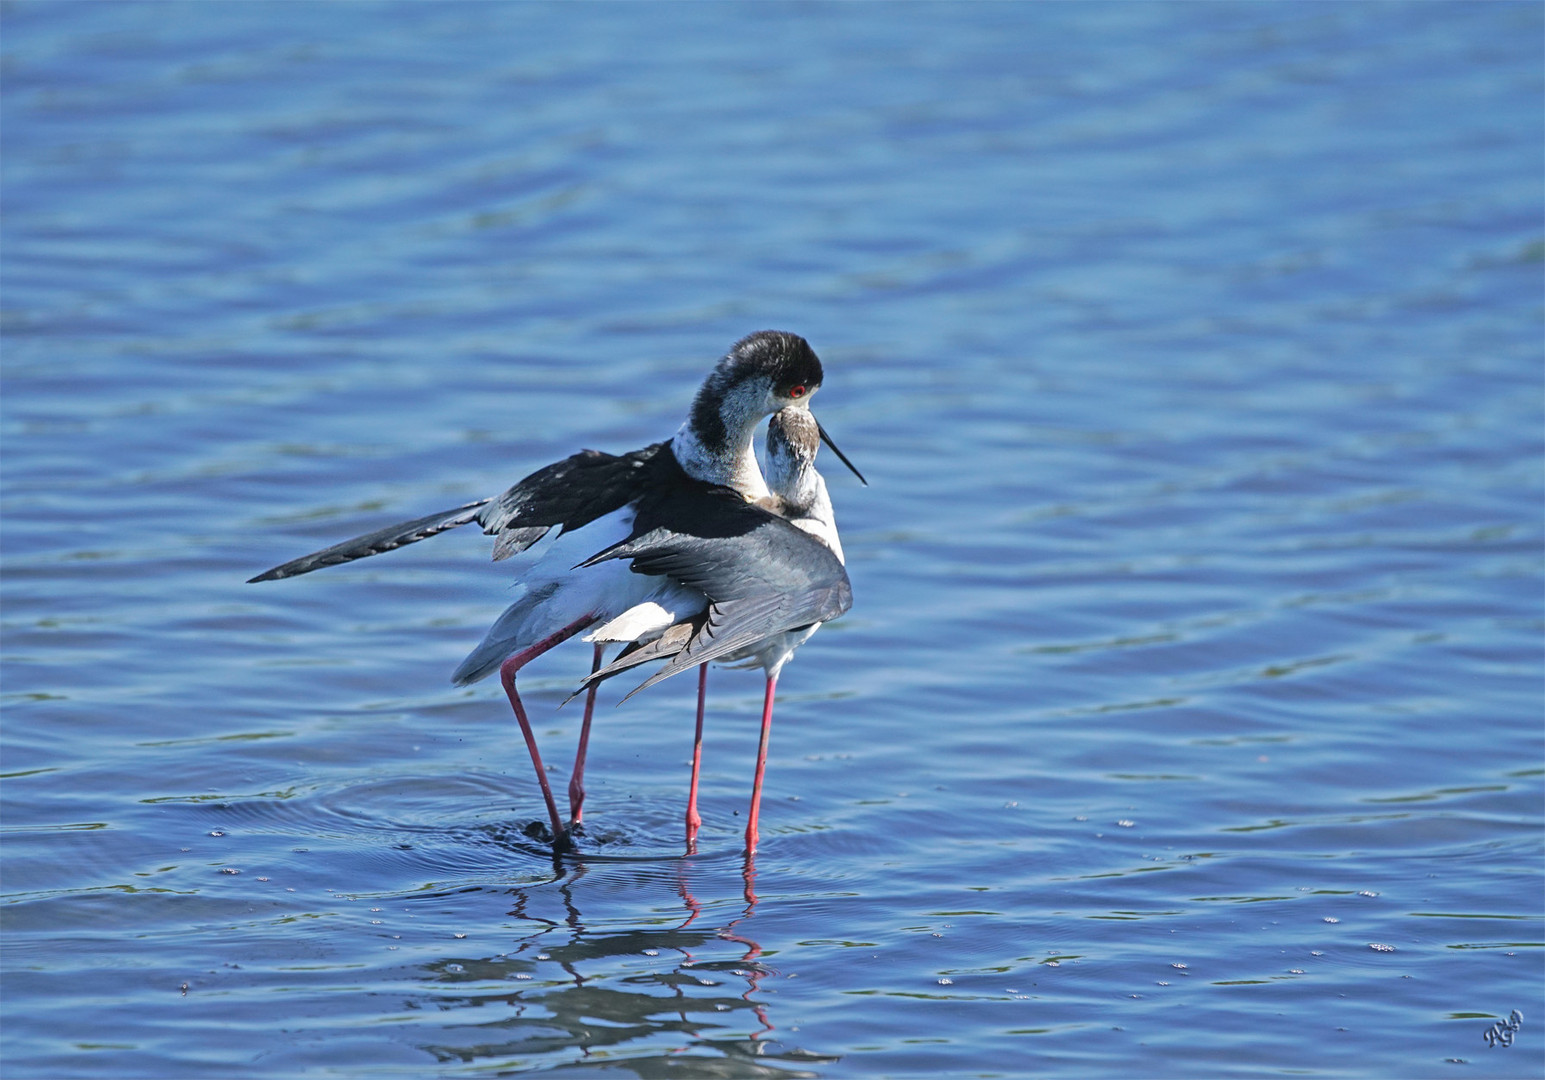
[522,819,574,853]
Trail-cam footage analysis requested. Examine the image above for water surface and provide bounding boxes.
[3,3,1542,1077]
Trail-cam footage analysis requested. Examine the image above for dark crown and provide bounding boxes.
[688,332,823,453]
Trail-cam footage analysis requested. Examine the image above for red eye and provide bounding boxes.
[788,385,806,398]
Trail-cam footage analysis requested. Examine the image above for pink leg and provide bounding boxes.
[567,644,604,828]
[498,615,598,849]
[685,663,707,853]
[744,675,778,853]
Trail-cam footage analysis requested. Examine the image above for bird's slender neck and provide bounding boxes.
[670,378,772,500]
[786,474,844,565]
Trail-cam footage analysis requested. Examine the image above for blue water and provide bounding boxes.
[3,3,1542,1076]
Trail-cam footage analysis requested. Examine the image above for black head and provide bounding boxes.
[720,330,824,400]
[687,331,825,454]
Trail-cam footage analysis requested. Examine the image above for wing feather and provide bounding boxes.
[476,443,667,539]
[249,442,669,582]
[574,477,852,694]
[247,499,492,582]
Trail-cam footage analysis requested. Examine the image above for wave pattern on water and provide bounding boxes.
[3,2,1542,1078]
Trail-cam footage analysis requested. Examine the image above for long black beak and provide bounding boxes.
[816,420,868,486]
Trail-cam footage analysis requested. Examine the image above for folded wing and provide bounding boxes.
[575,481,852,698]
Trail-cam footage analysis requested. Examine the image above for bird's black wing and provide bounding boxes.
[577,477,852,694]
[248,442,669,582]
[476,442,669,558]
[248,500,493,582]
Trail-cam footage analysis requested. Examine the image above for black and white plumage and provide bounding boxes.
[249,331,860,851]
[248,444,667,584]
[574,406,850,852]
[580,407,849,697]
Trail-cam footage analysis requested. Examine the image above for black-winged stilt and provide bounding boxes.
[578,405,847,852]
[249,331,861,851]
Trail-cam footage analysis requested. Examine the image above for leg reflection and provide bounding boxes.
[721,852,772,1040]
[448,861,813,1069]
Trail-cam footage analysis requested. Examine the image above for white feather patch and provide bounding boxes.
[584,601,678,644]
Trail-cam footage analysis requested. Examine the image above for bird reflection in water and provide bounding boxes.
[677,851,771,1041]
[415,855,838,1074]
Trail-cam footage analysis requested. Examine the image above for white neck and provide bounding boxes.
[670,381,772,500]
[787,475,844,565]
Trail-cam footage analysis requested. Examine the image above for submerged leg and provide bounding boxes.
[567,644,605,828]
[685,663,708,853]
[498,615,597,850]
[744,675,778,854]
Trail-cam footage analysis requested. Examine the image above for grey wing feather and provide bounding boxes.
[574,504,853,697]
[619,579,850,699]
[560,617,703,705]
[247,499,493,582]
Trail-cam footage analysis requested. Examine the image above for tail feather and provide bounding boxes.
[450,581,557,686]
[248,499,493,582]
